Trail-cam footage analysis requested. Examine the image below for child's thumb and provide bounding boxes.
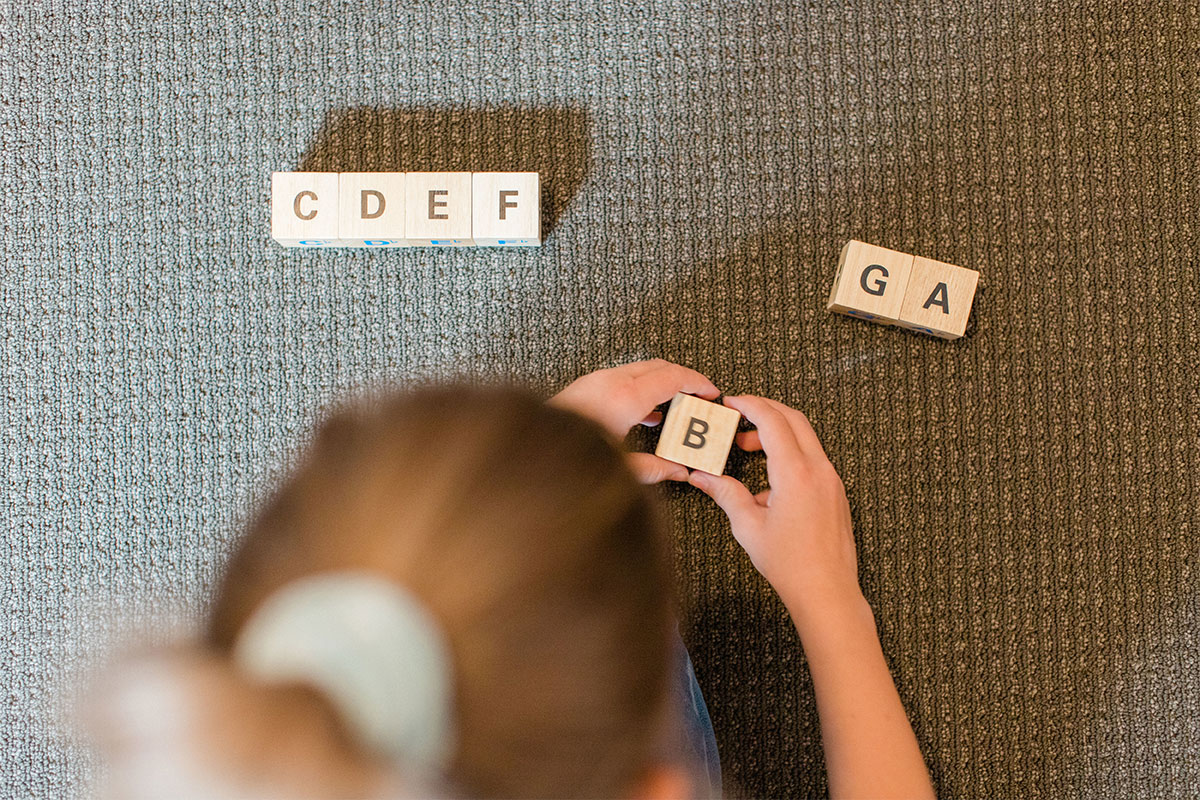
[688,471,759,525]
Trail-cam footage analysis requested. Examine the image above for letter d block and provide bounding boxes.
[471,172,541,246]
[655,393,741,475]
[826,240,914,324]
[896,256,980,339]
[271,172,340,247]
[338,172,406,247]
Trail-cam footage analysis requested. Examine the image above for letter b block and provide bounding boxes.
[826,240,914,323]
[655,393,741,475]
[271,172,340,246]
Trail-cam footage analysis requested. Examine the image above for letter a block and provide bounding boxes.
[827,240,914,323]
[338,172,406,247]
[271,172,340,246]
[896,255,980,339]
[655,393,741,475]
[471,172,541,246]
[405,172,473,246]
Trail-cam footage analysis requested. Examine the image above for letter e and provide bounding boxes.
[428,190,448,220]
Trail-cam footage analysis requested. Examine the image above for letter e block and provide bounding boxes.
[826,240,914,324]
[338,172,406,247]
[654,393,741,475]
[896,256,980,339]
[271,172,340,247]
[471,172,541,246]
[405,172,473,246]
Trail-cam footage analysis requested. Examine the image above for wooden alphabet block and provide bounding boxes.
[826,240,915,323]
[471,172,541,246]
[271,172,340,246]
[404,172,473,246]
[338,172,406,246]
[654,393,741,475]
[896,255,980,339]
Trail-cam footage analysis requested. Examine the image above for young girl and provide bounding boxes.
[92,359,934,799]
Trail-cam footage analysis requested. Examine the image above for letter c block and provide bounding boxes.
[271,172,340,247]
[654,393,741,475]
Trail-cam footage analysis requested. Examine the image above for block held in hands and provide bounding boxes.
[654,393,741,475]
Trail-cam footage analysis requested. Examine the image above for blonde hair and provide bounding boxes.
[198,384,675,797]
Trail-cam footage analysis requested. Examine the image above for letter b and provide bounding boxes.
[682,417,709,449]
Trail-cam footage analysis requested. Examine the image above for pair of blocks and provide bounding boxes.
[270,172,541,247]
[827,240,980,339]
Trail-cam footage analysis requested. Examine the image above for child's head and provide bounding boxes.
[197,384,675,797]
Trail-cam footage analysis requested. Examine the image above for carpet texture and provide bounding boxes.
[3,2,1199,797]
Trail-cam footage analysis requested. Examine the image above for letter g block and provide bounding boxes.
[826,240,915,323]
[655,393,741,475]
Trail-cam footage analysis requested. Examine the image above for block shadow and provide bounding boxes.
[296,105,591,237]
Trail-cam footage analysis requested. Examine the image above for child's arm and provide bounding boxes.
[688,395,934,800]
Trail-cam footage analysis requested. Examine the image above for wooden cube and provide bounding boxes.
[655,393,741,475]
[271,172,340,247]
[827,240,915,323]
[896,255,980,339]
[471,172,541,246]
[338,172,406,247]
[404,172,473,246]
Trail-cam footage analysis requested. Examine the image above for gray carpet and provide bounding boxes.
[4,2,1199,797]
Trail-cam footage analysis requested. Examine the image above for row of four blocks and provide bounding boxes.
[271,172,541,247]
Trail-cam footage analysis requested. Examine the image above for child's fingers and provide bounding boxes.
[754,489,771,507]
[633,362,721,407]
[736,430,762,451]
[756,397,828,460]
[688,471,761,527]
[626,453,689,484]
[722,396,803,486]
[639,411,663,427]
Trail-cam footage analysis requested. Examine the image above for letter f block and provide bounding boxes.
[471,172,541,246]
[655,393,741,475]
[826,240,914,324]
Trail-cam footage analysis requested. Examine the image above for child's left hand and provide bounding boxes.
[549,359,721,484]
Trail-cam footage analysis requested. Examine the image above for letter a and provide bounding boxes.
[923,282,950,314]
[683,417,709,449]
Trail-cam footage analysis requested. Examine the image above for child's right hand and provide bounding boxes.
[687,395,866,635]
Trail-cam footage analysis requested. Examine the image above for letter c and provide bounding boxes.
[294,190,318,220]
